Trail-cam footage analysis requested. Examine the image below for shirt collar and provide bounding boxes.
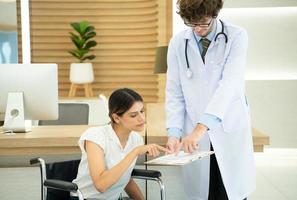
[107,123,120,144]
[107,124,132,150]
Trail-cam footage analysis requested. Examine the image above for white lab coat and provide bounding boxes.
[166,20,256,200]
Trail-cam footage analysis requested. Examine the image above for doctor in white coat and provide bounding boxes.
[165,0,256,200]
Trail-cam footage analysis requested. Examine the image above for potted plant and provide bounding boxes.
[68,20,97,85]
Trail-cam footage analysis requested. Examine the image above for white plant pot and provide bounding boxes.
[70,63,94,84]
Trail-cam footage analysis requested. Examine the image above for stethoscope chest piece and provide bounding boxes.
[186,68,193,79]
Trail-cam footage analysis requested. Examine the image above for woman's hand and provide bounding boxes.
[135,144,169,157]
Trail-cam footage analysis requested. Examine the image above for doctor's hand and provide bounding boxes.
[182,124,208,153]
[166,137,182,155]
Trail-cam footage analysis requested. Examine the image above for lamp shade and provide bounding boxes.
[154,46,168,74]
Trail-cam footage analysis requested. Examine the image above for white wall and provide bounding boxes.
[224,0,297,8]
[246,81,297,148]
[220,7,297,79]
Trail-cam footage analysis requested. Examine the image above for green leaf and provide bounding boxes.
[79,21,90,35]
[77,49,89,57]
[83,31,96,41]
[85,25,95,33]
[69,32,79,40]
[70,23,81,34]
[84,40,97,50]
[68,50,81,60]
[69,33,84,49]
[81,55,96,62]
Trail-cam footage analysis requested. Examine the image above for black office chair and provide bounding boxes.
[30,157,165,200]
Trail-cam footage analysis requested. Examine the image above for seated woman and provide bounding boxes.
[71,88,168,200]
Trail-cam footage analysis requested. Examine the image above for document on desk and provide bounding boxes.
[144,151,214,166]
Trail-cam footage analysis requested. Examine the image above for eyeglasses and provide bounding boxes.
[184,18,214,28]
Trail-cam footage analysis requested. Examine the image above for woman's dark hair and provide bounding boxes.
[177,0,223,24]
[108,88,143,122]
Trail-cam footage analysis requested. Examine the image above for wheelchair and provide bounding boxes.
[30,157,165,200]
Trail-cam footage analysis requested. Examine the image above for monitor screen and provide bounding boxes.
[0,64,58,132]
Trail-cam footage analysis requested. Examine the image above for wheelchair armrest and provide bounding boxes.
[132,169,161,179]
[44,179,78,192]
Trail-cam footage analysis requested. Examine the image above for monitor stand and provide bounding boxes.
[3,92,31,133]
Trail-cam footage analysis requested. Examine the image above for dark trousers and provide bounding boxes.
[208,144,247,200]
[69,197,82,200]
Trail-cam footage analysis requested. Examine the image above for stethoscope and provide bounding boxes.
[185,19,228,79]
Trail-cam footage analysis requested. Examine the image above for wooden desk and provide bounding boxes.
[0,126,89,155]
[0,125,175,156]
[0,124,269,156]
[145,128,269,152]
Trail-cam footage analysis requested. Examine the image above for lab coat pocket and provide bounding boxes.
[222,99,249,133]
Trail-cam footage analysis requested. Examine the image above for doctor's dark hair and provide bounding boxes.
[177,0,223,23]
[108,88,143,123]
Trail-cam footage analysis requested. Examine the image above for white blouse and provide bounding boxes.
[72,124,144,200]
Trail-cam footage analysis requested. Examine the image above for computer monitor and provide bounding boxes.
[0,64,58,133]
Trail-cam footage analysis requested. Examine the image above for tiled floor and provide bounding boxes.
[0,148,296,200]
[249,149,297,200]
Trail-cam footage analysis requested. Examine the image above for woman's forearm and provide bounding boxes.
[94,148,139,192]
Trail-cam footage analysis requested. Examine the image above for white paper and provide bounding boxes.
[144,151,214,166]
